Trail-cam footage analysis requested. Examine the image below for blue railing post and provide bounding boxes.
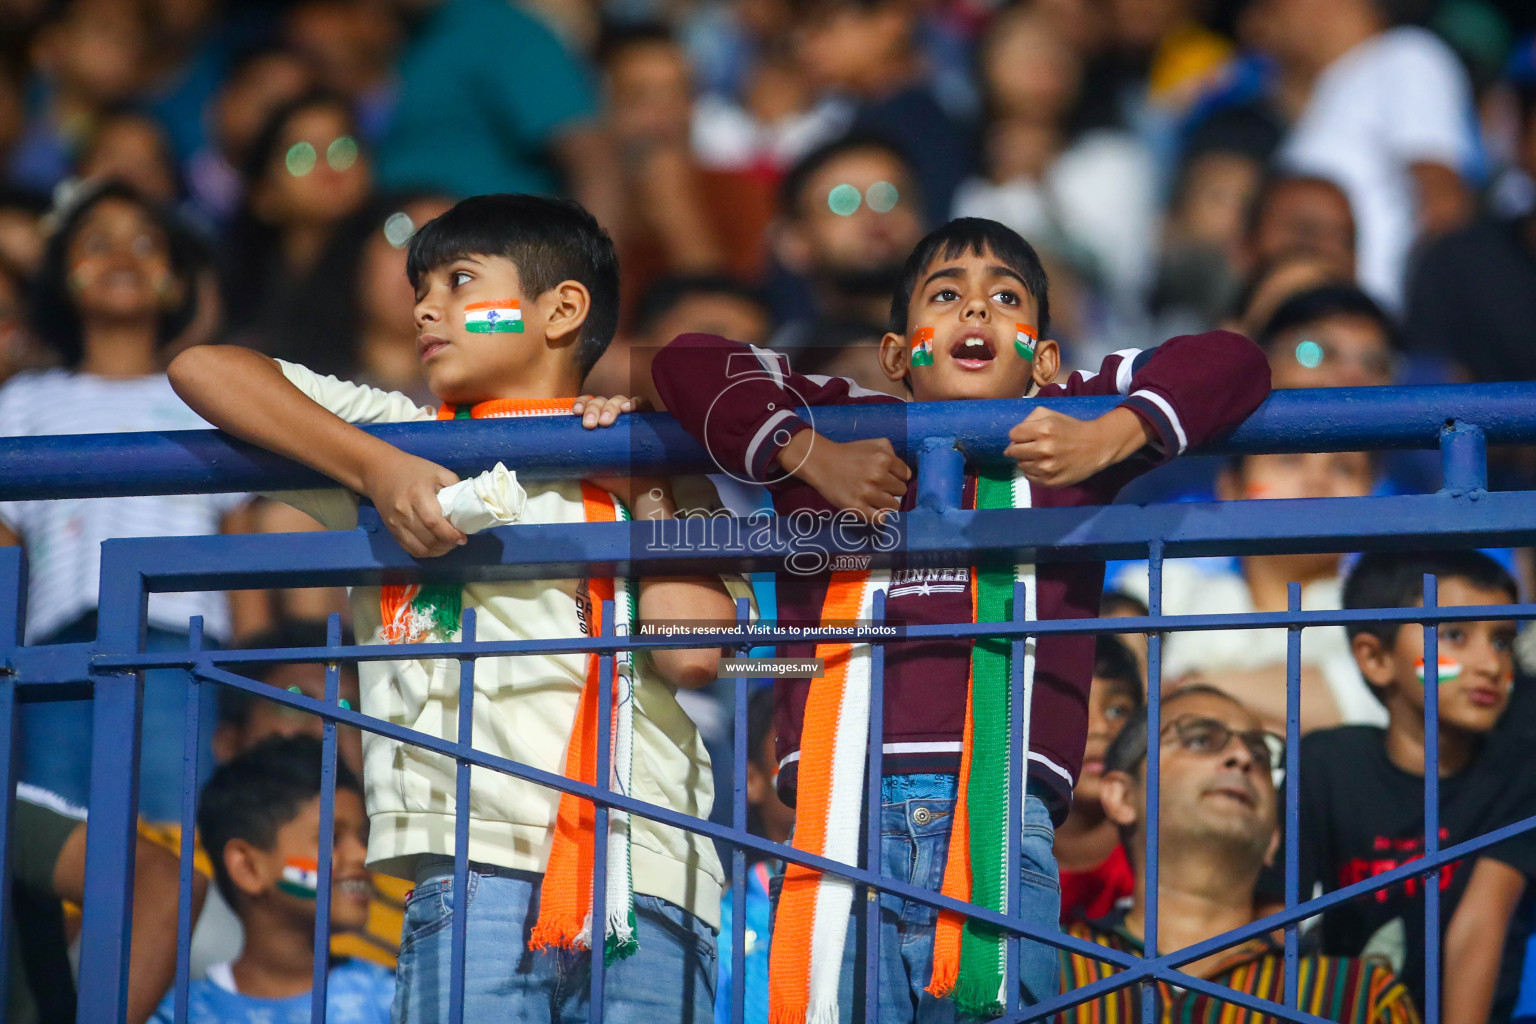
[1423,576,1441,1024]
[78,545,147,1024]
[1142,539,1165,1024]
[729,596,751,1024]
[309,612,343,1023]
[589,599,616,1024]
[1284,583,1302,1009]
[0,546,21,1020]
[173,616,205,1024]
[862,590,888,1024]
[1439,422,1487,495]
[916,438,963,511]
[449,608,477,1024]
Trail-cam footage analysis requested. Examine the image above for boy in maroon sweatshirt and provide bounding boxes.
[653,218,1270,1021]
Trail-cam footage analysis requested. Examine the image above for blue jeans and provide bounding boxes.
[21,620,220,822]
[833,774,1061,1024]
[393,862,718,1024]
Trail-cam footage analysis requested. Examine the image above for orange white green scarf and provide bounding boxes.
[378,397,641,964]
[768,466,1036,1023]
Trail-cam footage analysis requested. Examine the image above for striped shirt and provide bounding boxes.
[1056,917,1421,1024]
[0,370,247,642]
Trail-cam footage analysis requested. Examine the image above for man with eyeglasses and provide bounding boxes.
[1053,683,1420,1023]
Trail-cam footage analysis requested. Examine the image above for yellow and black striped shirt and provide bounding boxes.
[1055,918,1420,1024]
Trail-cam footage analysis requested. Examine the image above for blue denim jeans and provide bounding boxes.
[393,861,717,1024]
[833,774,1061,1024]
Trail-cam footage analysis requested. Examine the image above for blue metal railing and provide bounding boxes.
[2,384,1534,1024]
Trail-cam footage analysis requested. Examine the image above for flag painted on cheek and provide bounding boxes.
[465,299,524,333]
[1015,323,1037,362]
[911,327,934,367]
[1416,656,1461,684]
[279,857,320,899]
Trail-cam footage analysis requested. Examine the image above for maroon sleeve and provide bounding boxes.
[1043,330,1271,458]
[651,332,898,482]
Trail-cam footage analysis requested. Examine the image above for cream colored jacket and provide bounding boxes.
[271,360,746,927]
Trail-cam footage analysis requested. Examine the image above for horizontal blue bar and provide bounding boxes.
[4,383,1536,499]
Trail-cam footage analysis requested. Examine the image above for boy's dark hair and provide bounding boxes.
[1343,550,1517,648]
[1103,683,1242,778]
[1100,590,1149,619]
[633,274,768,338]
[198,734,363,908]
[406,194,620,376]
[31,180,202,367]
[778,133,915,219]
[595,20,678,68]
[1093,635,1145,701]
[219,621,357,728]
[1256,284,1400,353]
[889,217,1050,338]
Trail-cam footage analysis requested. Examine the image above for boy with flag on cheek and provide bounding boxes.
[152,735,392,1023]
[652,217,1271,1023]
[170,193,750,1024]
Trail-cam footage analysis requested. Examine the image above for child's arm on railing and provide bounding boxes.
[168,345,467,558]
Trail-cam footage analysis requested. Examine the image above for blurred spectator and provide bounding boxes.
[0,255,38,383]
[770,135,925,341]
[779,317,902,397]
[10,784,204,1024]
[9,0,148,192]
[1257,284,1398,389]
[788,0,975,223]
[588,273,770,410]
[353,192,450,403]
[1153,112,1276,332]
[0,181,251,820]
[1271,0,1476,307]
[953,3,1158,311]
[1099,589,1150,678]
[185,46,314,227]
[715,685,792,1024]
[75,111,181,204]
[1405,74,1536,382]
[1055,635,1142,925]
[375,0,624,232]
[0,57,23,179]
[1226,249,1351,338]
[224,90,373,377]
[0,187,46,275]
[1061,685,1419,1023]
[1289,551,1533,1022]
[283,0,402,142]
[153,736,392,1023]
[1114,451,1382,734]
[600,25,727,309]
[1242,172,1357,278]
[137,0,234,167]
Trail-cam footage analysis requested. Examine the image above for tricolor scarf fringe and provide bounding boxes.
[378,397,640,965]
[767,466,1035,1024]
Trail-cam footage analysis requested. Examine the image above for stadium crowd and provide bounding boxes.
[3,0,1536,1020]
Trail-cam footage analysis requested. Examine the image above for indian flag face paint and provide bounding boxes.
[1014,323,1037,362]
[464,299,524,334]
[278,856,320,899]
[910,327,935,367]
[1416,656,1461,684]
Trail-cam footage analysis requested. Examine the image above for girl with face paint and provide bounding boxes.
[0,180,255,822]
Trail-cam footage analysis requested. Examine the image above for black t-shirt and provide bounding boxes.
[1405,216,1536,383]
[1289,726,1536,1021]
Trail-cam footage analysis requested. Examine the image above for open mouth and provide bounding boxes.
[949,333,996,369]
[1206,785,1256,808]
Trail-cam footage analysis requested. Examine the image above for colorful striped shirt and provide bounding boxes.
[1055,917,1421,1024]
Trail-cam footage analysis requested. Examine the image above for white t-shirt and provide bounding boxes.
[1114,560,1387,728]
[0,370,247,643]
[1280,26,1475,309]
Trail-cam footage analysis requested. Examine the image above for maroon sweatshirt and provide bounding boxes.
[652,331,1270,820]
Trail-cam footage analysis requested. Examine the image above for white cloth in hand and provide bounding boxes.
[436,462,527,534]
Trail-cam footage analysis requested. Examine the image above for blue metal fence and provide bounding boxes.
[3,384,1536,1024]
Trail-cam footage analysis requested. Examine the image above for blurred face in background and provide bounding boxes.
[1221,451,1375,504]
[66,197,179,324]
[284,0,398,100]
[779,146,924,296]
[606,40,694,150]
[982,9,1081,123]
[1266,313,1394,389]
[1234,252,1348,337]
[358,196,454,333]
[215,52,314,166]
[1247,178,1356,276]
[252,101,371,229]
[33,0,147,103]
[78,115,180,204]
